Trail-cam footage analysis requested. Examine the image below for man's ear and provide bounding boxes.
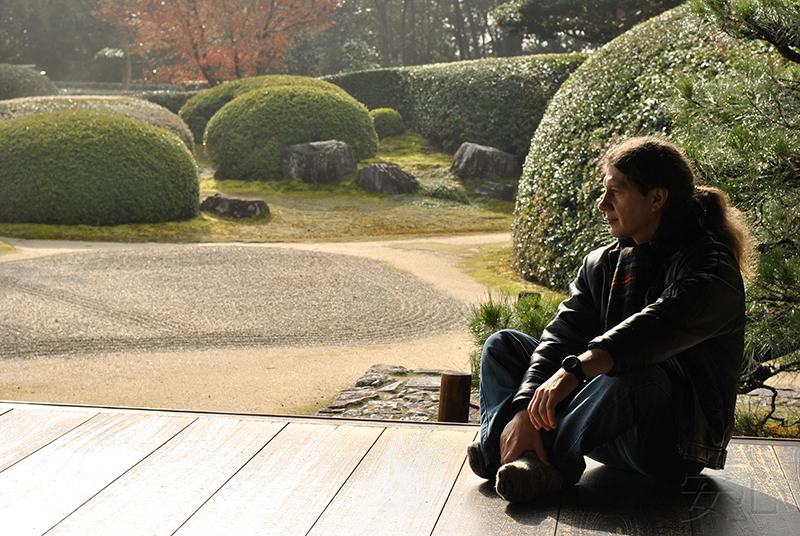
[651,188,668,212]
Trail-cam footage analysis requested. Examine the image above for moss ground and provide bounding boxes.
[0,133,513,243]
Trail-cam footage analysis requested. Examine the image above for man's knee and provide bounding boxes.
[481,329,537,376]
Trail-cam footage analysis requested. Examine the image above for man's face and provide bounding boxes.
[598,166,664,245]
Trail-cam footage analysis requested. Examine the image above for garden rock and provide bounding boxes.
[357,164,418,195]
[200,193,269,218]
[450,142,521,179]
[280,140,357,185]
[474,182,516,201]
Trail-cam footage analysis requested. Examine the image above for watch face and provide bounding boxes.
[563,356,579,371]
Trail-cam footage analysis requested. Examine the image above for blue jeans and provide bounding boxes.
[479,329,692,486]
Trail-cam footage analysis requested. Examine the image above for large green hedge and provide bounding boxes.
[204,85,378,182]
[179,75,350,144]
[0,64,59,100]
[512,6,768,289]
[0,110,199,225]
[0,95,195,153]
[323,69,411,118]
[323,55,586,159]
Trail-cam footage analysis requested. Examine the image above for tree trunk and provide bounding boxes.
[402,0,417,65]
[450,0,471,60]
[121,41,131,91]
[374,0,392,66]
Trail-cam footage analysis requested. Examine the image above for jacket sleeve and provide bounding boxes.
[511,247,610,414]
[588,240,745,376]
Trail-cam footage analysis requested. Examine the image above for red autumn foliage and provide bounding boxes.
[95,0,336,86]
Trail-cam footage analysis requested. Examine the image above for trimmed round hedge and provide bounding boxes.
[0,110,199,225]
[179,75,351,144]
[512,6,767,290]
[205,85,378,182]
[0,64,59,100]
[0,95,195,153]
[370,108,405,139]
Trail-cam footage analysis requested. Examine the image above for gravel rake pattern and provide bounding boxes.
[0,245,467,359]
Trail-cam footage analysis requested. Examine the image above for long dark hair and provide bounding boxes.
[605,136,756,275]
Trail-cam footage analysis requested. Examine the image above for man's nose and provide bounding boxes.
[598,192,609,211]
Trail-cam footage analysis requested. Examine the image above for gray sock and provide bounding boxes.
[467,440,496,480]
[495,450,563,503]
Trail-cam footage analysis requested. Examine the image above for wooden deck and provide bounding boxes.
[1,401,798,535]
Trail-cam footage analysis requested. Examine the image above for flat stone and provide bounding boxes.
[368,364,409,375]
[200,193,269,219]
[412,368,450,375]
[406,376,441,391]
[377,381,403,393]
[356,372,394,388]
[328,387,379,409]
[474,182,516,201]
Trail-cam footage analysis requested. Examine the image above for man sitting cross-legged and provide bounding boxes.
[469,137,754,502]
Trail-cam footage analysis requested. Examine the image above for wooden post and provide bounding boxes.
[437,372,472,423]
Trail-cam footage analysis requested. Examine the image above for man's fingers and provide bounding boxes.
[546,398,558,430]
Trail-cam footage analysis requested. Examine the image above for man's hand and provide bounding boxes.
[499,409,551,466]
[528,368,578,431]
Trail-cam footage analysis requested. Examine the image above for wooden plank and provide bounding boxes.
[685,441,800,535]
[554,458,691,535]
[173,421,383,536]
[46,417,286,536]
[307,426,475,536]
[0,412,194,536]
[773,442,800,510]
[0,407,96,472]
[432,453,560,536]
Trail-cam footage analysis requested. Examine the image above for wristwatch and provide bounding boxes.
[562,355,587,383]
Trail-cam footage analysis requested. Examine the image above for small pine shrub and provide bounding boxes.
[0,64,59,100]
[467,292,561,384]
[370,108,405,139]
[0,95,194,153]
[179,75,351,144]
[205,85,378,182]
[0,110,199,225]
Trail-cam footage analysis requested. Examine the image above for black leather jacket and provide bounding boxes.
[512,228,746,469]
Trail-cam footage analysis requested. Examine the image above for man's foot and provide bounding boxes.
[495,450,563,503]
[467,441,496,481]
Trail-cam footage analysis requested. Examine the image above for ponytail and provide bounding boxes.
[693,186,757,278]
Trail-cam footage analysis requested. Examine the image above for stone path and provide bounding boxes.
[317,364,479,423]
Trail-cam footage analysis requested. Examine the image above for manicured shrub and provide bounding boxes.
[205,85,378,182]
[0,95,195,153]
[0,64,59,100]
[512,6,768,289]
[0,110,199,225]
[405,55,586,158]
[179,75,350,143]
[140,89,202,114]
[370,108,404,139]
[324,55,586,159]
[323,69,411,117]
